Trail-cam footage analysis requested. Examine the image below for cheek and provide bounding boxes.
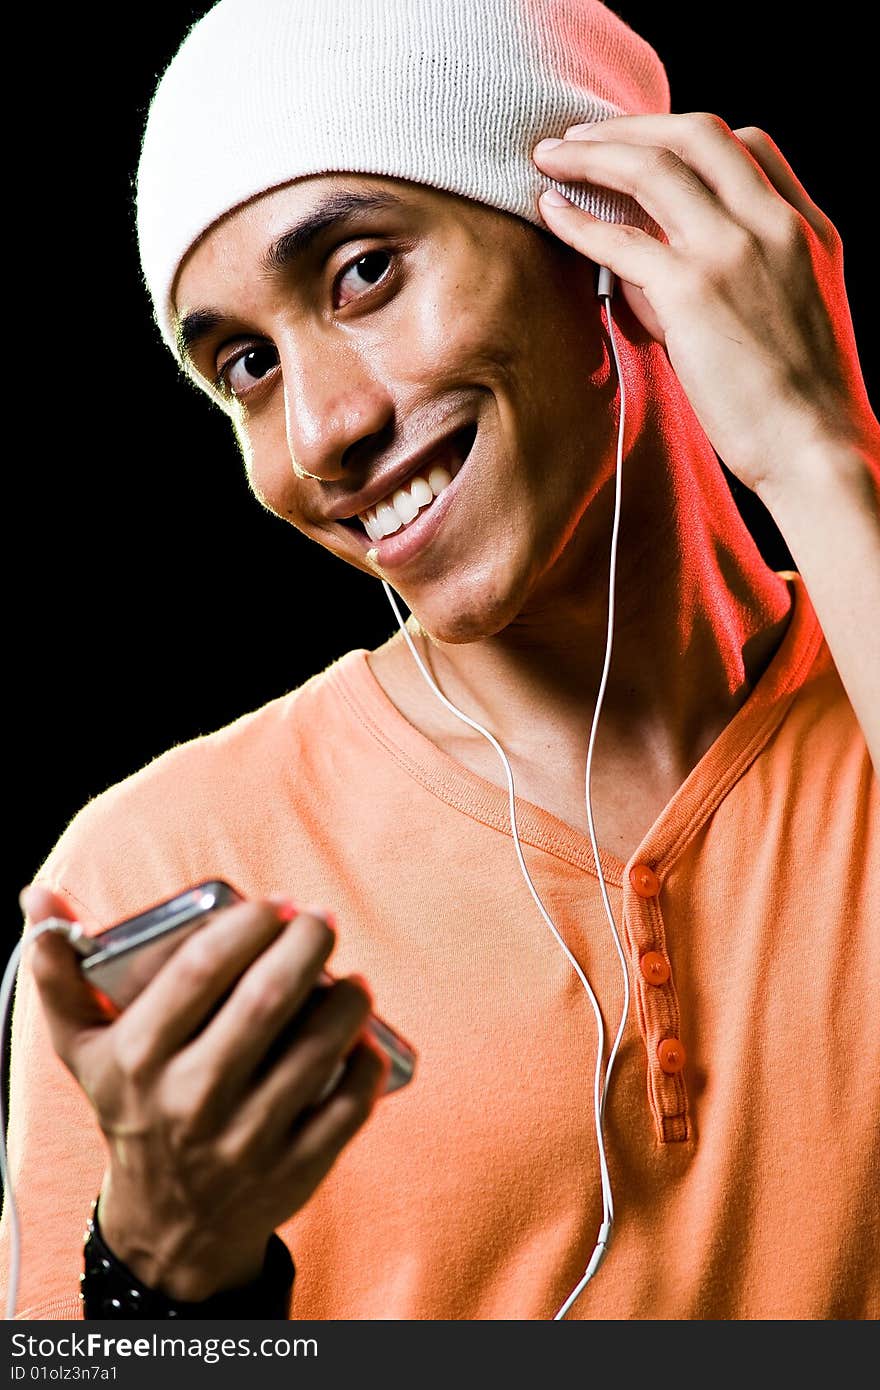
[234,415,306,522]
[383,245,603,420]
[382,243,529,388]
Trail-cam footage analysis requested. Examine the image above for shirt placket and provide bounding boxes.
[624,859,689,1143]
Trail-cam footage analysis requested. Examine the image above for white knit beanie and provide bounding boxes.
[137,0,670,369]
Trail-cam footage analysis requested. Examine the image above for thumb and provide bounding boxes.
[18,883,112,1063]
[19,882,80,929]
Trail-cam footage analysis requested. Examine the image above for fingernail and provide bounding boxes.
[541,187,571,208]
[565,121,598,138]
[303,904,337,930]
[273,899,301,923]
[534,137,562,155]
[19,885,33,914]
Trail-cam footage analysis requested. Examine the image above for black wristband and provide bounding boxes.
[81,1198,295,1319]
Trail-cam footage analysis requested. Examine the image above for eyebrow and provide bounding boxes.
[175,189,408,368]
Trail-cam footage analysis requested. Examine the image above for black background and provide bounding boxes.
[9,3,874,952]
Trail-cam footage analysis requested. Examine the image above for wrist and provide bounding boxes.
[82,1198,295,1319]
[756,429,880,518]
[96,1183,269,1302]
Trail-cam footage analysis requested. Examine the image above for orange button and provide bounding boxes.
[657,1037,686,1074]
[640,951,671,986]
[630,863,660,898]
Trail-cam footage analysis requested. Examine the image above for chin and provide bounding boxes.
[407,563,529,646]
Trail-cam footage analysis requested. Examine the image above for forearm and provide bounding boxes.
[758,439,880,773]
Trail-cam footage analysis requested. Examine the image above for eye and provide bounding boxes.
[212,248,395,399]
[335,250,393,307]
[216,344,279,400]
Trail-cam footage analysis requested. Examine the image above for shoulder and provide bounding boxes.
[30,649,368,922]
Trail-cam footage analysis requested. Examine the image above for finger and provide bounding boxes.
[276,1039,386,1192]
[536,188,669,295]
[732,126,837,244]
[27,924,114,1068]
[557,112,790,240]
[231,975,377,1148]
[166,908,337,1083]
[572,110,784,227]
[534,131,730,247]
[20,883,82,930]
[115,899,322,1065]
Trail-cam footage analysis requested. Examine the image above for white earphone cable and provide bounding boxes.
[380,285,628,1320]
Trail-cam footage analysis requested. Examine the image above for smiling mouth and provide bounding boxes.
[337,422,478,540]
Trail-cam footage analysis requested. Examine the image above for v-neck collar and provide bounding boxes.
[325,571,823,886]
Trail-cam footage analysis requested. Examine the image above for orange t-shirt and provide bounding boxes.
[2,570,878,1320]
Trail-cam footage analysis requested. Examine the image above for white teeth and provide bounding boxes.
[409,477,433,507]
[392,486,420,525]
[375,500,403,535]
[359,460,460,540]
[427,465,452,496]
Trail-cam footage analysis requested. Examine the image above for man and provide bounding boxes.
[4,0,878,1320]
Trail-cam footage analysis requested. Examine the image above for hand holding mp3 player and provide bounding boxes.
[69,879,415,1094]
[24,878,414,1301]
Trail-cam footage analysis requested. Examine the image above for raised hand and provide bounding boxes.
[533,112,878,499]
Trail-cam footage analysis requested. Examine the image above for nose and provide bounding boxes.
[278,329,395,482]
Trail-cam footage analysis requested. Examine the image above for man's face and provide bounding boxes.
[174,173,619,643]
